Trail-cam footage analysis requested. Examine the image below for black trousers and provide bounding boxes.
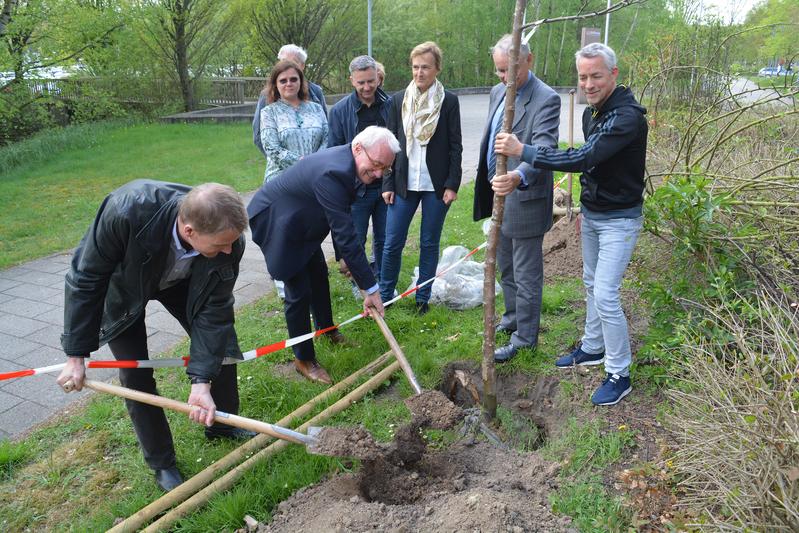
[282,246,334,361]
[108,280,239,470]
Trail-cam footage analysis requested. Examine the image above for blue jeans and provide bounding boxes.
[380,190,450,303]
[350,183,387,277]
[580,214,643,376]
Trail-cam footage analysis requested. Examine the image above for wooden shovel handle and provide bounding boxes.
[369,308,423,395]
[71,379,313,446]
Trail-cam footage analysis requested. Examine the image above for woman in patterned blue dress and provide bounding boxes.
[260,60,328,183]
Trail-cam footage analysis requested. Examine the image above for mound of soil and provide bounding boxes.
[308,426,385,461]
[260,440,575,533]
[543,215,582,280]
[404,390,464,430]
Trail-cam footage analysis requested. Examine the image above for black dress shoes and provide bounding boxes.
[154,466,183,491]
[494,343,520,363]
[495,324,516,335]
[205,426,258,441]
[415,302,430,315]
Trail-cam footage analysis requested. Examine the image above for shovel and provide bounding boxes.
[369,308,422,394]
[64,378,320,448]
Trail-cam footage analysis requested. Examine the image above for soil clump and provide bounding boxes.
[543,215,582,280]
[308,426,385,461]
[403,389,464,429]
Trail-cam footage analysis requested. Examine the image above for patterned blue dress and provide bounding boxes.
[260,99,328,182]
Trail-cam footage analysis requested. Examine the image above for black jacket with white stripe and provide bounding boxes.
[521,85,647,213]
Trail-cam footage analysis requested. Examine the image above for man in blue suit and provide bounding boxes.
[248,126,398,384]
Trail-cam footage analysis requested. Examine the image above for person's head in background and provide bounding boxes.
[375,61,386,87]
[277,44,309,71]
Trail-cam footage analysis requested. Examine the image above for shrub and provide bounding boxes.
[642,68,799,528]
[0,84,54,146]
[667,289,799,530]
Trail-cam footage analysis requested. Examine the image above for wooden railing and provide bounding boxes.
[23,77,268,107]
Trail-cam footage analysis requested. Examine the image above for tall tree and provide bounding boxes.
[249,0,362,87]
[138,0,241,111]
[1,0,122,84]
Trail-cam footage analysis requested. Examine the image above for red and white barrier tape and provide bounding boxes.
[0,242,487,382]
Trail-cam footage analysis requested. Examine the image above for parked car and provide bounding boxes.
[759,66,795,78]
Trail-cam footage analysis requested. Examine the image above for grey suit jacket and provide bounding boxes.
[473,73,560,239]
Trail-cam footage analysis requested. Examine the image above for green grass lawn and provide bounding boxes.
[0,121,264,269]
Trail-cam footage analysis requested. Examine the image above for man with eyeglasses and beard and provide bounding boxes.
[248,126,398,385]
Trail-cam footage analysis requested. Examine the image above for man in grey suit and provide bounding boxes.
[473,34,561,363]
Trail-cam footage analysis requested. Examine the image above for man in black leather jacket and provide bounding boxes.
[56,179,252,491]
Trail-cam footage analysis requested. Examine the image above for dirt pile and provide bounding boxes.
[260,440,575,533]
[308,426,385,461]
[258,383,574,532]
[309,390,463,462]
[543,215,582,280]
[404,390,464,429]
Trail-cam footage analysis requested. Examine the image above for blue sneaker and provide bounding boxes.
[555,346,605,368]
[591,373,631,406]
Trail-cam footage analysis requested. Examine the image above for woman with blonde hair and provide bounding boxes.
[380,42,462,314]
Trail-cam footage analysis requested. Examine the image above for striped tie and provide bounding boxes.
[487,98,505,179]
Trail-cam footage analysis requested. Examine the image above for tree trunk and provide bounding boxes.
[482,0,527,422]
[532,0,541,71]
[555,20,569,84]
[173,1,194,111]
[542,0,553,78]
[620,4,640,56]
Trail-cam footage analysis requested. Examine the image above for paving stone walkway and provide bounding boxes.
[0,92,584,441]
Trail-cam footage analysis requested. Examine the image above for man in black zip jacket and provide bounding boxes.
[328,55,392,298]
[493,43,647,406]
[56,180,254,491]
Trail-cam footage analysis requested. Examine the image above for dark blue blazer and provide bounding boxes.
[247,145,376,289]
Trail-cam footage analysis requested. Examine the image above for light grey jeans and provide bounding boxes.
[580,215,643,377]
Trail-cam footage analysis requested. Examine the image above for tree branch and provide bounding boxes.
[521,0,646,32]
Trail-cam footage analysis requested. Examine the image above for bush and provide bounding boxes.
[667,290,799,531]
[61,84,127,124]
[642,83,799,528]
[0,84,55,146]
[0,119,135,173]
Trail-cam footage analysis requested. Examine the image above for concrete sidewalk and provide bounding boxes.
[0,92,584,441]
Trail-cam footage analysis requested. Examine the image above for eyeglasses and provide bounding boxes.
[278,76,299,85]
[361,147,393,178]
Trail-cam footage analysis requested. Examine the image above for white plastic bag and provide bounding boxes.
[407,245,501,310]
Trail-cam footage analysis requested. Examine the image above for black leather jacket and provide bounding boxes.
[60,180,244,380]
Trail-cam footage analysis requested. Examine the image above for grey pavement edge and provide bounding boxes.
[0,93,585,441]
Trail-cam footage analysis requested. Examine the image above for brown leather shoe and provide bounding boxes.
[294,359,333,385]
[323,329,352,346]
